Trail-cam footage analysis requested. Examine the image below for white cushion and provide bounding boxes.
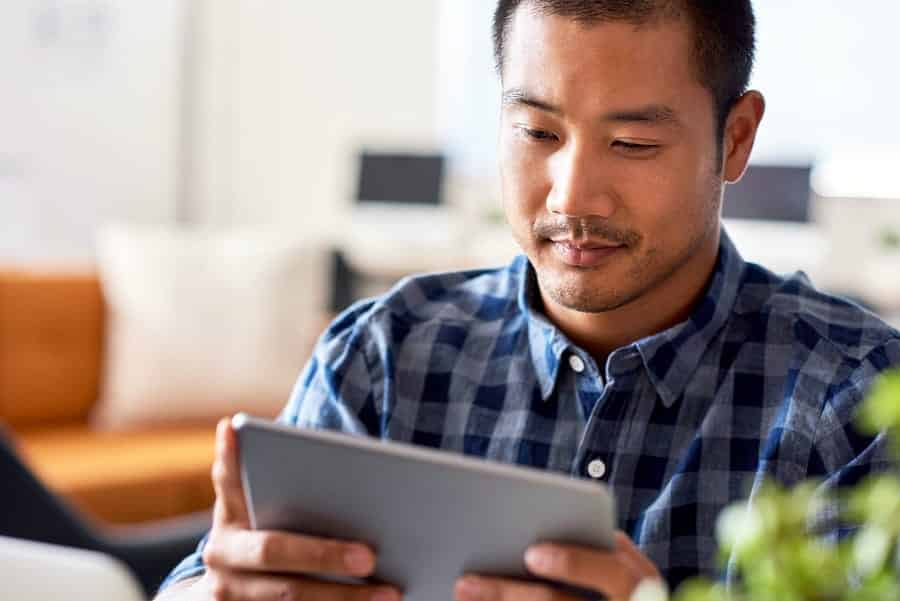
[92,225,330,429]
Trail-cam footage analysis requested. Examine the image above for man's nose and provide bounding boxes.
[546,141,617,219]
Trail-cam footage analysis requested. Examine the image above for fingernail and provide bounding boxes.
[525,547,553,572]
[371,588,398,601]
[344,546,373,574]
[456,577,484,601]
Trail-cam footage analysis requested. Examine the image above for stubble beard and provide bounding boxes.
[534,183,723,315]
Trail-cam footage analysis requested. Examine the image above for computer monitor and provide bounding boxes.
[723,164,812,222]
[355,151,445,206]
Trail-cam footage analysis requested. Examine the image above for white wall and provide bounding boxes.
[436,0,499,181]
[0,0,184,263]
[750,2,900,164]
[1,2,440,260]
[188,1,440,230]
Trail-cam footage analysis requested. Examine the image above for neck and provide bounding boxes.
[539,229,721,367]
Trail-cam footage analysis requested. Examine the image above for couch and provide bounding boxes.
[0,422,210,595]
[0,267,218,524]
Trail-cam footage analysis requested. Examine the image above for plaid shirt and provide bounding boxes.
[162,228,900,592]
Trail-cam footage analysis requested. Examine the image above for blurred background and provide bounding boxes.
[1,2,899,590]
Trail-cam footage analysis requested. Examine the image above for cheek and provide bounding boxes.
[500,138,550,223]
[605,166,674,236]
[620,154,714,232]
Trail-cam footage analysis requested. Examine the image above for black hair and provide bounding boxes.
[492,0,756,141]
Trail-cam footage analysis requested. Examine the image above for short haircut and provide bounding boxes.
[492,0,756,140]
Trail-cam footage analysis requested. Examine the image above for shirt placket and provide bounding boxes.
[570,351,641,482]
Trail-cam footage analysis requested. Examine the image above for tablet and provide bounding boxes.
[233,414,616,601]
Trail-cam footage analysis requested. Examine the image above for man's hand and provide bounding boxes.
[180,418,402,601]
[454,532,665,601]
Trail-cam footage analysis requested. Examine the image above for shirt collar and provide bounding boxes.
[517,228,747,406]
[516,256,567,400]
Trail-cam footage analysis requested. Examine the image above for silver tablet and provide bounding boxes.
[233,414,615,601]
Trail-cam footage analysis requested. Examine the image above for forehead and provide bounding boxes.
[502,9,709,118]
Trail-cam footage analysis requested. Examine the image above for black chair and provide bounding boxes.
[0,424,210,596]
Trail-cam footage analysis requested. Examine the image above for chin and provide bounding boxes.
[540,266,639,314]
[553,289,636,314]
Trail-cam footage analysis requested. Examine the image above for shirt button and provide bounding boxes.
[587,458,607,479]
[568,354,586,373]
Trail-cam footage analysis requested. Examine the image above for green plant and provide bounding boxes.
[880,229,900,253]
[672,370,900,601]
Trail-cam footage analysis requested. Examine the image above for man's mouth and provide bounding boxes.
[549,238,625,268]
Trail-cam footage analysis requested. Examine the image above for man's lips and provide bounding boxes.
[551,238,621,250]
[550,239,625,267]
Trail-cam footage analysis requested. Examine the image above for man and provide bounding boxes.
[157,1,900,600]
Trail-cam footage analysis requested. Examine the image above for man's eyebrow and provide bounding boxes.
[602,105,681,126]
[502,88,681,127]
[501,88,562,115]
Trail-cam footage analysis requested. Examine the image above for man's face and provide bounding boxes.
[499,9,724,314]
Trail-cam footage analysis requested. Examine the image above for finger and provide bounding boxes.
[455,575,581,601]
[204,528,378,578]
[614,531,662,580]
[204,570,401,601]
[211,417,251,527]
[524,541,656,600]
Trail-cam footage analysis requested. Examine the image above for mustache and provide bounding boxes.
[533,217,641,246]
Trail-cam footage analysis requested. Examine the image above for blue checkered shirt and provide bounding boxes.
[162,228,900,593]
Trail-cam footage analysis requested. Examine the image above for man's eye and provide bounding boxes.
[613,141,660,152]
[517,127,558,142]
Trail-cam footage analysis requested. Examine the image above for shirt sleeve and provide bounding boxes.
[156,300,387,594]
[279,298,387,435]
[156,534,209,594]
[808,346,898,540]
[811,431,892,542]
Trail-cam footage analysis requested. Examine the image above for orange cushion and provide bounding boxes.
[17,425,216,524]
[0,269,104,427]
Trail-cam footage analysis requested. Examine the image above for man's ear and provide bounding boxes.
[722,91,766,184]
